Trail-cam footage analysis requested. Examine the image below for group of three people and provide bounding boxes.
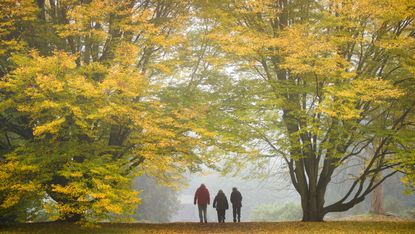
[194,184,243,223]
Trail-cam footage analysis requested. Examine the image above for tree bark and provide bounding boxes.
[300,193,325,221]
[370,174,385,215]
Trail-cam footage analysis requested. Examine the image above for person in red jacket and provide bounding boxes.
[194,184,210,223]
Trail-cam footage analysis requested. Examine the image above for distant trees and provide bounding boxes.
[251,202,302,221]
[132,175,179,223]
[370,182,385,215]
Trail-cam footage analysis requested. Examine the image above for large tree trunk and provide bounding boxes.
[300,194,325,221]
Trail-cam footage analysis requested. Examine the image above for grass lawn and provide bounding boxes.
[1,221,415,234]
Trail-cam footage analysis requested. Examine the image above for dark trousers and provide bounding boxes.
[216,209,226,223]
[198,204,207,223]
[232,206,241,222]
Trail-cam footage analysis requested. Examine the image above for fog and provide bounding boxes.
[171,170,299,222]
[133,165,415,223]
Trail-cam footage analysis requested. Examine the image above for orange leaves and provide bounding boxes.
[0,156,40,209]
[352,78,404,102]
[0,0,206,224]
[329,0,415,22]
[58,0,130,38]
[318,77,404,120]
[207,24,270,58]
[33,117,66,137]
[102,64,146,97]
[2,50,147,137]
[67,75,101,99]
[270,24,353,79]
[35,75,65,92]
[114,42,141,66]
[1,44,208,220]
[49,155,141,221]
[0,0,37,58]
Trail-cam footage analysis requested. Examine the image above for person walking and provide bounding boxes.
[230,187,242,222]
[213,189,229,223]
[194,184,210,223]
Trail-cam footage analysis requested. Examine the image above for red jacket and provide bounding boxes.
[194,185,210,205]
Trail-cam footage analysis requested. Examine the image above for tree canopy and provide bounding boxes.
[0,0,211,223]
[191,0,415,221]
[0,0,414,223]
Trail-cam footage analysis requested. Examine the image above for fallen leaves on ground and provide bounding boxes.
[1,221,415,234]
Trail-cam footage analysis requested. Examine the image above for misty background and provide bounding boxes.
[133,170,415,223]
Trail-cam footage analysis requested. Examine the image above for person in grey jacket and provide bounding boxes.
[230,187,242,222]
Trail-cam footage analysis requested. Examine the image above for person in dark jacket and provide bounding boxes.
[194,184,210,223]
[230,187,242,222]
[213,189,229,223]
